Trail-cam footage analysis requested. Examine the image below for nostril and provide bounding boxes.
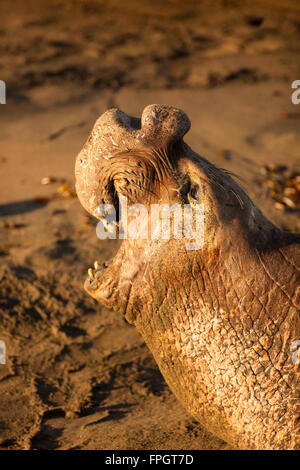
[129,116,141,130]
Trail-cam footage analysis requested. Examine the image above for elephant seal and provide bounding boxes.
[75,104,300,450]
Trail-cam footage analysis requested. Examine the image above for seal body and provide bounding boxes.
[75,104,300,449]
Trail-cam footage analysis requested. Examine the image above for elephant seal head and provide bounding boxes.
[75,104,300,450]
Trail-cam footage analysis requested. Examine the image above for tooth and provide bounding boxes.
[94,261,100,270]
[88,268,95,278]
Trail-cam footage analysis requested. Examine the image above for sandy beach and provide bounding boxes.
[0,0,299,449]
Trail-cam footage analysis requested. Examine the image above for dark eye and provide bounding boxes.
[190,184,199,201]
[179,179,191,203]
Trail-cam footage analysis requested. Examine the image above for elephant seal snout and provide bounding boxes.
[75,104,300,450]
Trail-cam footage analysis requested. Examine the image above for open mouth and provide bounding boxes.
[83,185,123,292]
[84,256,116,292]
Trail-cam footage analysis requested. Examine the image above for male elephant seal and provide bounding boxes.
[75,104,299,450]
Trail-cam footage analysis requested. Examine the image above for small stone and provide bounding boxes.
[41,176,56,185]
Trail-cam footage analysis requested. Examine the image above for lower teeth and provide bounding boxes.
[88,268,94,279]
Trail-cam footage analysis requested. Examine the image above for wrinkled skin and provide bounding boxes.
[75,105,300,450]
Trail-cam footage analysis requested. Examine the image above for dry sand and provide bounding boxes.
[0,0,299,450]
